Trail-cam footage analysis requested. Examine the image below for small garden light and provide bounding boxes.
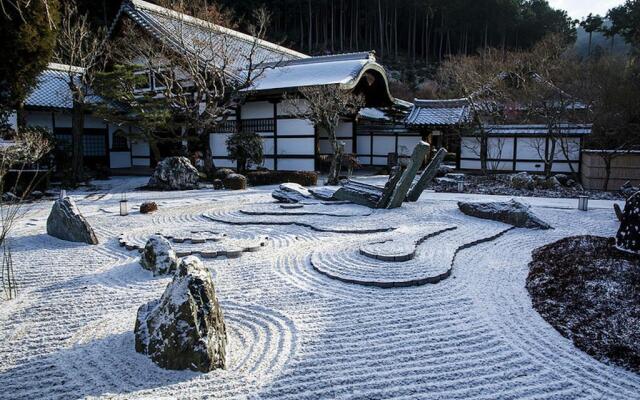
[578,195,589,211]
[120,193,129,216]
[457,180,464,193]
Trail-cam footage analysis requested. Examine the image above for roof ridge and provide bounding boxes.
[127,0,308,60]
[46,63,85,73]
[258,51,374,68]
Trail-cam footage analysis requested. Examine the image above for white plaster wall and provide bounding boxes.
[277,137,314,155]
[110,152,131,168]
[517,138,546,160]
[210,133,232,157]
[397,137,422,155]
[277,119,314,136]
[277,158,314,171]
[372,136,395,156]
[213,158,235,168]
[241,101,273,119]
[26,111,54,130]
[336,121,353,138]
[277,99,309,116]
[357,135,371,155]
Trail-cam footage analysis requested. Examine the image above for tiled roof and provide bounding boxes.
[24,64,81,110]
[405,98,471,127]
[115,0,307,79]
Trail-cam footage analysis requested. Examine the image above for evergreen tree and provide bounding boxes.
[0,0,59,124]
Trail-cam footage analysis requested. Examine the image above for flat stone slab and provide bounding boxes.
[359,226,457,262]
[310,224,511,288]
[119,229,268,259]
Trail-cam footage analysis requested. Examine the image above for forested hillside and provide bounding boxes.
[79,0,574,62]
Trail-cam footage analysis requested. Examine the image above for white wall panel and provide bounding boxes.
[241,101,273,119]
[131,141,150,157]
[262,138,275,155]
[319,139,353,154]
[210,133,231,157]
[277,99,309,116]
[372,156,388,165]
[110,152,131,168]
[85,115,107,129]
[357,136,371,155]
[213,158,235,168]
[488,137,514,159]
[277,138,314,155]
[277,158,314,171]
[372,136,395,155]
[552,138,581,161]
[132,157,150,167]
[397,137,422,155]
[277,119,314,136]
[26,111,53,130]
[461,137,481,159]
[260,158,275,170]
[460,160,482,169]
[336,121,353,138]
[53,113,72,128]
[516,161,545,172]
[551,162,579,173]
[357,156,372,165]
[517,138,546,160]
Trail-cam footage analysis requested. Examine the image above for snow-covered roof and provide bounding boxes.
[113,0,307,79]
[24,63,80,110]
[471,124,592,137]
[405,98,471,127]
[247,52,390,93]
[359,107,390,121]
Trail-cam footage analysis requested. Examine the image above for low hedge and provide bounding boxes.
[247,171,318,186]
[223,173,247,190]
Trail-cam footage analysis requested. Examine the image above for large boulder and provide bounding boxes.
[223,173,247,190]
[616,192,640,254]
[46,197,98,244]
[511,172,535,190]
[140,235,178,276]
[135,256,227,372]
[148,157,199,190]
[458,199,552,229]
[272,182,313,203]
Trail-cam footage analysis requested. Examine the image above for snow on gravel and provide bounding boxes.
[0,176,639,399]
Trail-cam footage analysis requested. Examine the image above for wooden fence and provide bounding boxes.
[581,151,640,191]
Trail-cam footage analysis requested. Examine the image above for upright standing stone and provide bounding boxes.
[148,157,200,190]
[386,141,430,209]
[406,147,448,202]
[616,191,640,254]
[135,256,227,372]
[140,235,178,276]
[46,197,98,244]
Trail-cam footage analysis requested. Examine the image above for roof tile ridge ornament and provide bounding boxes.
[125,0,308,60]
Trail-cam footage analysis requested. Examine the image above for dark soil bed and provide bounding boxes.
[526,236,640,372]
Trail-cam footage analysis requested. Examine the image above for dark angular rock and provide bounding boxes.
[46,197,98,244]
[148,157,199,190]
[135,256,227,372]
[458,199,552,229]
[272,183,312,203]
[140,201,158,214]
[140,235,177,276]
[616,192,640,254]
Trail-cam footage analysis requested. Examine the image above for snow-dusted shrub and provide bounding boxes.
[223,173,247,190]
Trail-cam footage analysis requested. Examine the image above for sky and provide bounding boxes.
[547,0,626,20]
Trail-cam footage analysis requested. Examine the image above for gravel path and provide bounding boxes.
[0,177,638,399]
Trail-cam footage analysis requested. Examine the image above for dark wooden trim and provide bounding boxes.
[460,157,579,163]
[512,137,518,172]
[260,134,315,139]
[273,101,278,170]
[352,120,357,154]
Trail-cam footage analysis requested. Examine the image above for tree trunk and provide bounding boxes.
[327,129,343,185]
[545,138,556,178]
[71,96,85,186]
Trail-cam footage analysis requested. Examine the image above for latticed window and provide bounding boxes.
[112,130,129,151]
